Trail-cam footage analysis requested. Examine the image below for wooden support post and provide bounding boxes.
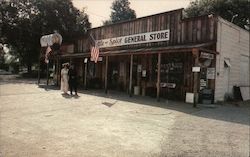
[105,56,108,94]
[46,61,49,88]
[84,59,87,90]
[38,58,41,85]
[70,58,72,64]
[38,50,42,85]
[129,54,133,97]
[56,57,59,86]
[58,58,61,87]
[157,53,161,101]
[192,48,199,107]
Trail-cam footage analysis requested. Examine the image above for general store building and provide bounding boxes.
[47,8,249,103]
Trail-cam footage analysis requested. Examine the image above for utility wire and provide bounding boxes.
[85,10,109,19]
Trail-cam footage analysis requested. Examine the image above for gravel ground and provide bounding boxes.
[0,75,249,157]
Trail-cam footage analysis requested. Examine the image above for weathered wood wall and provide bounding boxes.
[76,9,217,53]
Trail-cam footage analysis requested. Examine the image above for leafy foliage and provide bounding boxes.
[0,0,91,72]
[185,0,250,30]
[103,0,136,25]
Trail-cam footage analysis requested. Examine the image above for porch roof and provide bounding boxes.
[59,41,218,59]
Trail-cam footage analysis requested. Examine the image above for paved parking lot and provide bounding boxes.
[0,76,249,157]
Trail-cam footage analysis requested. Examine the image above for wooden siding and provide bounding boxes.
[76,9,217,53]
[215,17,250,102]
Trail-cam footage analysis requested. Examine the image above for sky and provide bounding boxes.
[72,0,192,28]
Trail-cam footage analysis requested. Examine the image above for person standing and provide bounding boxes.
[61,63,69,94]
[68,64,78,96]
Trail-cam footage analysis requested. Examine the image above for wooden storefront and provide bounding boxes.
[47,8,218,102]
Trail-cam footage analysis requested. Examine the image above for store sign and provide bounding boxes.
[192,67,200,72]
[200,52,214,59]
[200,79,207,90]
[207,68,215,79]
[160,83,176,88]
[96,29,170,48]
[40,33,62,47]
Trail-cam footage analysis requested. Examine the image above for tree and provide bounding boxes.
[103,0,136,25]
[185,0,250,30]
[0,0,91,73]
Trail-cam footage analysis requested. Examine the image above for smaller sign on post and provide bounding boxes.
[137,65,142,73]
[200,52,214,59]
[142,70,147,77]
[192,67,200,72]
[84,58,88,63]
[207,68,215,79]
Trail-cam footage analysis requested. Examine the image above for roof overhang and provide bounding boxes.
[58,42,218,58]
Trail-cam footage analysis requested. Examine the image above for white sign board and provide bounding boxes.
[142,70,147,77]
[137,65,142,73]
[186,92,194,103]
[207,68,215,79]
[40,33,62,47]
[95,29,170,48]
[240,87,250,101]
[200,52,214,59]
[192,67,200,72]
[84,58,88,63]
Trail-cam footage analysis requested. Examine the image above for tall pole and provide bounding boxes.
[84,59,87,90]
[38,50,41,85]
[129,54,133,97]
[56,57,59,86]
[105,56,108,94]
[192,48,199,107]
[157,53,161,101]
[46,61,49,88]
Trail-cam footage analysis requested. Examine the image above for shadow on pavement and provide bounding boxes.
[76,89,250,126]
[0,75,38,85]
[38,84,59,91]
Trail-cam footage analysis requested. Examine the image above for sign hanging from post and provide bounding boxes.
[200,52,214,59]
[192,67,201,72]
[207,68,215,79]
[40,33,62,47]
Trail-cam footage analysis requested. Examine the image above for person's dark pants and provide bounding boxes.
[69,79,77,95]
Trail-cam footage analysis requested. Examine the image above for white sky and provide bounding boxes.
[72,0,192,28]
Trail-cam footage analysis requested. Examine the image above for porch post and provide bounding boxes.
[38,50,42,85]
[129,54,133,97]
[157,53,161,101]
[56,57,59,86]
[105,56,108,94]
[38,58,41,85]
[192,48,199,107]
[46,61,49,87]
[84,58,87,90]
[70,58,72,64]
